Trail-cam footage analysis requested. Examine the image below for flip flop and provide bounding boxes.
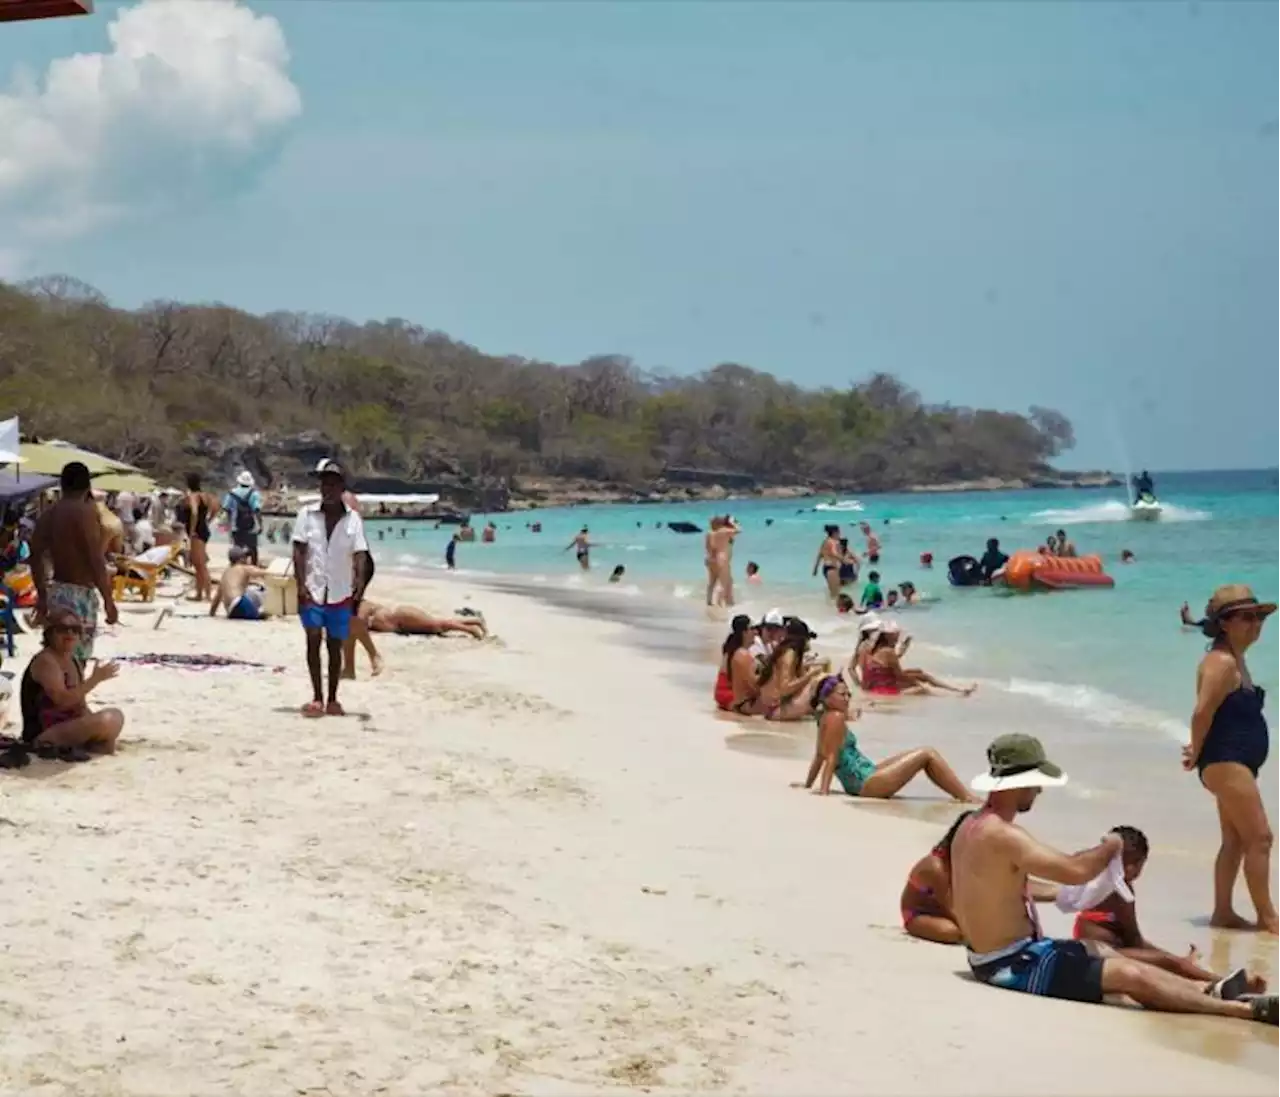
[301,701,325,719]
[1250,995,1278,1025]
[1206,967,1249,1001]
[325,701,345,717]
[56,746,92,763]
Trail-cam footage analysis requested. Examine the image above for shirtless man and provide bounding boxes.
[565,528,592,571]
[1055,528,1077,558]
[30,462,118,667]
[209,546,271,620]
[357,600,486,641]
[951,733,1277,1025]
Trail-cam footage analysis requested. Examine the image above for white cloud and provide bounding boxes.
[0,0,301,269]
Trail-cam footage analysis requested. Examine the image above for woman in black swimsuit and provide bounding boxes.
[184,473,216,602]
[1183,584,1276,934]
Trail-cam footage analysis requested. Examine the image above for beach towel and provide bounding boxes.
[115,653,285,673]
[1054,854,1134,913]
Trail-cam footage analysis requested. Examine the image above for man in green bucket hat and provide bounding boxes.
[949,734,1277,1025]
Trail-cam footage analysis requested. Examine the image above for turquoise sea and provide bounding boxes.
[364,467,1278,967]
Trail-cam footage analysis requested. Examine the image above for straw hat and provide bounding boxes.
[1205,584,1276,622]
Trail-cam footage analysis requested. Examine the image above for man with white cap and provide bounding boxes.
[222,471,263,565]
[950,733,1277,1025]
[749,608,787,661]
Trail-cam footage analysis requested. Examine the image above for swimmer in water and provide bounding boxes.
[745,561,761,584]
[566,527,592,571]
[609,565,626,584]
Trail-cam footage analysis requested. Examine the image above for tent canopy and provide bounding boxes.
[17,442,138,477]
[0,468,56,503]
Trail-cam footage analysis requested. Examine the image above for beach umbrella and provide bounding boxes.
[0,468,56,503]
[0,417,23,466]
[18,441,138,477]
[91,471,157,493]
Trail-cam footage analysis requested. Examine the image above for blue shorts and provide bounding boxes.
[228,594,261,621]
[968,937,1104,1004]
[300,602,352,640]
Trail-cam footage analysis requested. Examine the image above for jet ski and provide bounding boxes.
[813,499,864,513]
[1130,491,1162,522]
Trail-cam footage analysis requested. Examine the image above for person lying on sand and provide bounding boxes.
[950,734,1277,1025]
[357,601,486,640]
[209,547,271,620]
[20,609,125,758]
[793,676,979,802]
[902,810,1057,944]
[856,618,975,697]
[1070,825,1267,996]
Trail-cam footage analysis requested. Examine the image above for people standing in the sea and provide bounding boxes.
[704,515,739,607]
[183,473,217,602]
[812,525,843,600]
[858,521,881,563]
[566,527,592,571]
[1183,585,1276,934]
[445,532,459,570]
[795,676,978,801]
[222,471,263,566]
[951,734,1277,1024]
[291,460,370,718]
[482,521,497,543]
[29,461,119,667]
[1054,528,1077,557]
[704,516,724,605]
[837,538,859,587]
[978,537,1009,583]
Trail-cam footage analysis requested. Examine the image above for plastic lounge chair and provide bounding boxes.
[112,543,181,603]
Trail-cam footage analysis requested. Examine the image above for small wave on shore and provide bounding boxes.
[997,676,1186,741]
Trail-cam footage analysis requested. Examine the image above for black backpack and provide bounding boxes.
[231,490,257,533]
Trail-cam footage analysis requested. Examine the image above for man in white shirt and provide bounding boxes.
[291,459,370,717]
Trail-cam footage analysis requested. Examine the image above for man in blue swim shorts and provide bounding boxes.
[949,734,1277,1026]
[209,547,270,622]
[291,460,370,718]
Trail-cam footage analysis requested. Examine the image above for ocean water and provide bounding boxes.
[364,468,1278,972]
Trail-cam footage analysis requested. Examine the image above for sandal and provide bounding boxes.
[301,701,325,719]
[56,746,92,763]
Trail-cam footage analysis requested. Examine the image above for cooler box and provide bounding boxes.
[262,558,297,617]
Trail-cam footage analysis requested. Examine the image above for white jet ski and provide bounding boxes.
[1130,492,1162,521]
[813,499,864,513]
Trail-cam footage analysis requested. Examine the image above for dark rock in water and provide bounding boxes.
[667,521,703,534]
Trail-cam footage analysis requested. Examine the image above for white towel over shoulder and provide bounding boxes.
[1054,854,1134,913]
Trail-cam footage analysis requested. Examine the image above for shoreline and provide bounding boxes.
[1,553,1274,1093]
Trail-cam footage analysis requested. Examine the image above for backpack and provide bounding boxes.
[231,490,258,534]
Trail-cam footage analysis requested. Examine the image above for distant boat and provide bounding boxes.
[814,499,864,513]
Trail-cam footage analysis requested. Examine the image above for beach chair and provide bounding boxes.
[112,543,182,603]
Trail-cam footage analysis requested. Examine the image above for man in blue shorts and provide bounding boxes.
[950,734,1276,1025]
[291,459,370,717]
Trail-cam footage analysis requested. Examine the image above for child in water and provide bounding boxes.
[1072,826,1267,997]
[861,570,883,610]
[745,561,761,584]
[609,565,626,584]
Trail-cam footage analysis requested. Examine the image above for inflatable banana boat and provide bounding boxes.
[998,551,1114,592]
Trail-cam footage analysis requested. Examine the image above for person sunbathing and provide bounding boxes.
[755,618,827,720]
[209,547,271,620]
[902,811,1057,943]
[856,620,976,697]
[794,675,979,802]
[357,600,486,640]
[19,609,125,758]
[1070,825,1267,996]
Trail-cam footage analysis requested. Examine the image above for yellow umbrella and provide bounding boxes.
[18,442,138,477]
[91,471,157,493]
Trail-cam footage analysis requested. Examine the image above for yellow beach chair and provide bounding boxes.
[112,543,182,603]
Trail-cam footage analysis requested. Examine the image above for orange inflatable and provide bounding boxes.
[1000,551,1114,591]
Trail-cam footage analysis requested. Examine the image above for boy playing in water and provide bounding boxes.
[1073,825,1266,997]
[860,570,883,610]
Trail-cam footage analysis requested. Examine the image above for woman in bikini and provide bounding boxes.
[1183,584,1276,934]
[20,609,125,757]
[811,525,843,600]
[857,622,976,697]
[714,615,759,713]
[794,675,978,802]
[755,618,826,720]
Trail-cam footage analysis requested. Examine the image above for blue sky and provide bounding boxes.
[1,0,1275,470]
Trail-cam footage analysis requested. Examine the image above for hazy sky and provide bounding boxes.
[1,1,1275,470]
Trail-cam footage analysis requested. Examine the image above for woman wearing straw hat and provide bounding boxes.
[1183,584,1276,934]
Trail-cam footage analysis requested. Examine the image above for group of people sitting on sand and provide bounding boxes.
[889,732,1276,1026]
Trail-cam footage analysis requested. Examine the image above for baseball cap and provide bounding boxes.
[756,608,786,629]
[314,458,345,479]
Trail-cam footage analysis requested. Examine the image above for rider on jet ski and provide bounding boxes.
[1132,470,1156,503]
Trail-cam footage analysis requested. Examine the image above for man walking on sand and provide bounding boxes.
[291,459,369,717]
[30,461,119,668]
[222,471,263,566]
[950,733,1277,1025]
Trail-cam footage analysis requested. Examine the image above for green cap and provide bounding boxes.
[971,733,1067,792]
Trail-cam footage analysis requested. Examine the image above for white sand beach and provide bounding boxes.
[0,562,1274,1096]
